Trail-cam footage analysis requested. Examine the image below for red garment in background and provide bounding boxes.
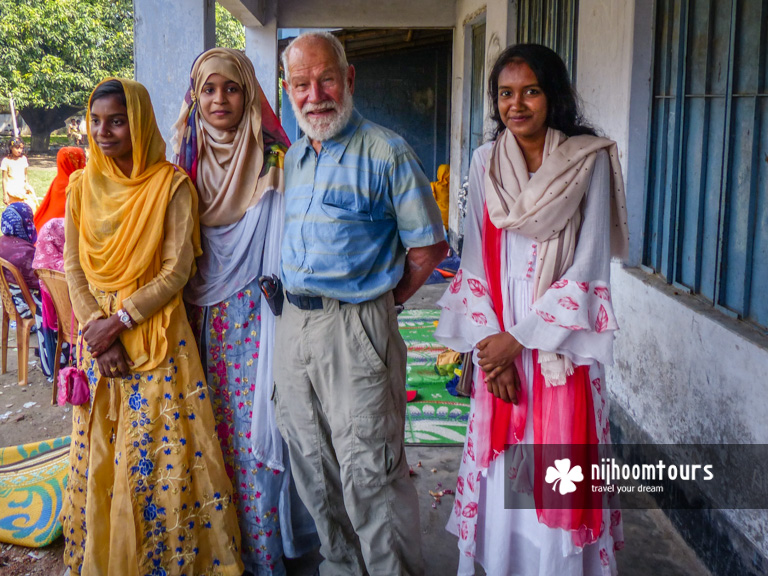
[34,147,86,231]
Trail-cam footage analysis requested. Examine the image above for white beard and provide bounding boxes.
[291,85,354,143]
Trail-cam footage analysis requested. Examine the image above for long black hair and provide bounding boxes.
[90,79,127,109]
[488,43,596,139]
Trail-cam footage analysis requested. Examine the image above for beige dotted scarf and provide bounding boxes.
[485,127,629,303]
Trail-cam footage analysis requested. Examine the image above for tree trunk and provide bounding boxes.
[19,105,81,153]
[30,133,50,153]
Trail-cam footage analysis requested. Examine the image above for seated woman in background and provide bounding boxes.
[61,77,243,575]
[0,202,48,374]
[34,146,86,231]
[31,218,66,378]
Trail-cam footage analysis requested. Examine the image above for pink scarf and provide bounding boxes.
[478,127,628,546]
[32,218,65,330]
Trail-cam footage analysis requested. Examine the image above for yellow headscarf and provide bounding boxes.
[68,78,201,370]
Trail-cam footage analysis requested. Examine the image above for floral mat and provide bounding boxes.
[399,309,469,445]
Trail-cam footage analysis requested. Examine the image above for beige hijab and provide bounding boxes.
[172,48,283,227]
[485,127,629,303]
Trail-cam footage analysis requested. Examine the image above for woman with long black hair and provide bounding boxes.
[436,44,629,575]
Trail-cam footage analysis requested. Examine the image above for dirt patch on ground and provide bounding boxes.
[0,334,72,445]
[0,540,66,576]
[26,152,59,170]
[0,333,71,576]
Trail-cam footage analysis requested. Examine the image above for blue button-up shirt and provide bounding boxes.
[281,109,445,303]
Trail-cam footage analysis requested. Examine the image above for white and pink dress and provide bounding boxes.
[436,139,626,576]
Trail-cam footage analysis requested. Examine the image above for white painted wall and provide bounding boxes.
[575,0,768,559]
[575,0,633,157]
[448,0,514,241]
[134,0,215,156]
[245,0,279,110]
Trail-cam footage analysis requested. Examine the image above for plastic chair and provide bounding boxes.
[0,257,37,387]
[35,269,74,405]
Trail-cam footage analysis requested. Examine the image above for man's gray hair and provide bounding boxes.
[282,31,349,82]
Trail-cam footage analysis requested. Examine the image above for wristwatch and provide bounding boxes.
[117,308,133,329]
[394,304,405,315]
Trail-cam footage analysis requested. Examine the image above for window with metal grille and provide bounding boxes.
[516,0,578,80]
[644,0,768,330]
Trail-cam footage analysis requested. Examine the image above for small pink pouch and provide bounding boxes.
[56,312,90,407]
[57,366,90,406]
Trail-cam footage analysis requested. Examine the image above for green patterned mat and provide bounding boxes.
[399,309,469,445]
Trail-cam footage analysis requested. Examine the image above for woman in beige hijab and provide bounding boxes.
[173,48,317,576]
[435,44,629,576]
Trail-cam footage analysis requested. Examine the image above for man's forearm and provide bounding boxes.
[392,240,449,305]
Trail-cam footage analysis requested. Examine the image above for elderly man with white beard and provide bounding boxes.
[273,31,448,576]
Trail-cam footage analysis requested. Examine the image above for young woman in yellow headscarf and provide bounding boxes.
[62,78,244,576]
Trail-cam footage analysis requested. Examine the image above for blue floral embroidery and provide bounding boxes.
[87,364,97,386]
[134,450,154,477]
[129,393,143,410]
[144,502,158,522]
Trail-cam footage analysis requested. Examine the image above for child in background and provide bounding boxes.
[1,138,37,210]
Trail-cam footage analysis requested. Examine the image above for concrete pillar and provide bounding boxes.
[134,0,215,156]
[244,0,279,112]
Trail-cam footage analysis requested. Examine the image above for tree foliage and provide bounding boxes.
[215,3,245,51]
[0,1,246,151]
[0,0,133,111]
[0,0,133,150]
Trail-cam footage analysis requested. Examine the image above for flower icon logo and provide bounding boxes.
[545,458,583,495]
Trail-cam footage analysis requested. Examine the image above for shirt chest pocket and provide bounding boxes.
[320,184,384,222]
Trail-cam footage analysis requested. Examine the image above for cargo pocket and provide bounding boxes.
[349,306,388,374]
[352,411,406,487]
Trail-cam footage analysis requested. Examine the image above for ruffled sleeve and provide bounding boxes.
[508,150,619,366]
[435,143,500,351]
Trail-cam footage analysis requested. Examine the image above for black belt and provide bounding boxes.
[285,290,349,311]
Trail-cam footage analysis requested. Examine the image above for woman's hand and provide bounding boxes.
[486,364,522,404]
[83,315,125,357]
[476,332,524,379]
[95,341,133,379]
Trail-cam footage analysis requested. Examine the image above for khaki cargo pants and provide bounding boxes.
[274,291,424,576]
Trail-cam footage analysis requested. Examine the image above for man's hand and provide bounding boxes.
[83,315,125,357]
[95,341,133,379]
[392,240,449,305]
[476,332,524,380]
[486,363,522,404]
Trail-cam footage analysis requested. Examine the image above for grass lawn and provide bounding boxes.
[28,166,57,200]
[14,135,70,147]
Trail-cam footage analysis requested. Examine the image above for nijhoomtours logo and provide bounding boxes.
[545,458,584,495]
[594,458,714,484]
[505,444,767,510]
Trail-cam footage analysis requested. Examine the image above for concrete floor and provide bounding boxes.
[280,282,713,576]
[284,444,712,576]
[3,283,716,576]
